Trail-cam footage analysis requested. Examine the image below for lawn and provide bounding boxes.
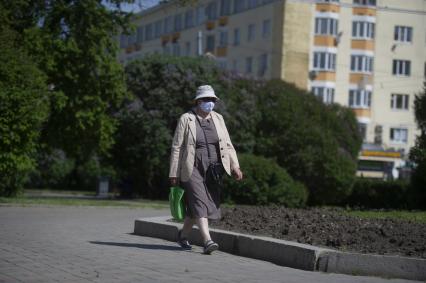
[344,209,426,223]
[0,189,169,209]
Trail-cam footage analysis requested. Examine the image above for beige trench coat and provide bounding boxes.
[169,110,240,182]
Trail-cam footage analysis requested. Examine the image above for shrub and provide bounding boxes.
[222,154,308,207]
[409,82,426,209]
[254,80,361,205]
[344,178,411,209]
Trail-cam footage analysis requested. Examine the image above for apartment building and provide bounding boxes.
[118,0,426,178]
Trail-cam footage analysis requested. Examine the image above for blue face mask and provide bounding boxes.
[199,101,215,113]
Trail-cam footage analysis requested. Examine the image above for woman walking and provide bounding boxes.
[169,85,243,254]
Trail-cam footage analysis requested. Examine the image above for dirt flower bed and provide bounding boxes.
[210,206,426,259]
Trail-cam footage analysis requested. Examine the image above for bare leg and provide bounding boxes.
[195,217,211,243]
[181,217,195,238]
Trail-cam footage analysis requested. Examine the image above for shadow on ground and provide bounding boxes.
[89,241,182,251]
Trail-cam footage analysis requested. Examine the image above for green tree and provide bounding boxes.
[0,27,50,196]
[25,0,132,161]
[254,80,362,205]
[409,82,426,208]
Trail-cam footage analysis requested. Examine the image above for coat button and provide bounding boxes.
[222,155,224,158]
[221,148,223,150]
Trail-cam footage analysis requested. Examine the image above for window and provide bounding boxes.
[185,10,194,28]
[164,16,173,34]
[317,0,340,2]
[393,60,411,76]
[391,94,409,110]
[232,59,238,71]
[220,0,232,16]
[172,43,180,56]
[349,89,372,108]
[351,55,373,73]
[174,14,182,32]
[120,34,127,48]
[246,57,253,73]
[247,0,258,9]
[185,41,191,56]
[262,19,271,38]
[358,123,367,141]
[390,128,408,143]
[234,0,246,13]
[315,18,339,36]
[154,20,162,38]
[127,32,136,46]
[394,26,413,43]
[234,28,240,45]
[247,24,255,42]
[353,0,376,6]
[352,21,375,39]
[206,1,218,20]
[219,30,228,47]
[196,6,205,25]
[313,52,336,71]
[145,24,153,41]
[258,53,268,76]
[136,26,144,43]
[312,87,335,104]
[206,35,215,52]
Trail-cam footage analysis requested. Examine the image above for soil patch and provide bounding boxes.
[210,206,426,259]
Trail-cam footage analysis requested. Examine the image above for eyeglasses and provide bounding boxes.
[199,98,217,102]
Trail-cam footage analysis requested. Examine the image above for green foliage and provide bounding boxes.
[222,154,308,207]
[254,80,362,205]
[115,54,222,197]
[0,27,50,196]
[409,82,426,208]
[112,109,172,198]
[345,178,411,209]
[26,0,131,160]
[29,149,75,189]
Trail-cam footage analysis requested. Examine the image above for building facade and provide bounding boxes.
[118,0,426,178]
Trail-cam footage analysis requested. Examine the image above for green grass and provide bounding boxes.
[344,210,426,223]
[0,195,169,209]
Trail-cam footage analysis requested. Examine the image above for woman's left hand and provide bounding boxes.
[232,168,243,181]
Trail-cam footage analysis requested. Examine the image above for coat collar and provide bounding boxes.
[187,109,219,141]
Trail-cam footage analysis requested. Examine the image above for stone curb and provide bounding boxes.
[134,216,426,281]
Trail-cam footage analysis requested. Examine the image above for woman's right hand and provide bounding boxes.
[169,177,179,186]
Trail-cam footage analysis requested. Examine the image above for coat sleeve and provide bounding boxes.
[169,115,186,178]
[221,116,240,171]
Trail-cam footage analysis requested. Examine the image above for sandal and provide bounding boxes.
[177,230,192,250]
[203,240,219,254]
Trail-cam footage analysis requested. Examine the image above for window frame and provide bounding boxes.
[394,26,413,43]
[313,51,337,71]
[392,60,411,76]
[390,128,408,144]
[349,89,372,108]
[391,94,409,110]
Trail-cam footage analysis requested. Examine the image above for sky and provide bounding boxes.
[111,0,161,13]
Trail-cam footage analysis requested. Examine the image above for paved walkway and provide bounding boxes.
[0,205,419,283]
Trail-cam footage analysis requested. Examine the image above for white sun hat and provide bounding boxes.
[194,85,220,101]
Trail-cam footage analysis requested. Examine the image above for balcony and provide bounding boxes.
[351,40,375,50]
[206,20,215,30]
[352,7,376,16]
[216,46,227,57]
[218,16,228,26]
[316,3,340,13]
[314,35,337,47]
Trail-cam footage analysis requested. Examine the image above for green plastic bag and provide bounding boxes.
[169,186,185,220]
